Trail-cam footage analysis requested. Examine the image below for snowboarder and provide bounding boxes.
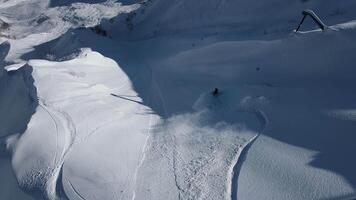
[212,88,219,96]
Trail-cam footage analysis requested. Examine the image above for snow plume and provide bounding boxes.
[162,110,252,200]
[133,92,263,200]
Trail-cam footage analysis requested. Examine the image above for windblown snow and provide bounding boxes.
[1,0,356,200]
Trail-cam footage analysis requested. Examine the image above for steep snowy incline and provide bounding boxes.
[109,21,356,199]
[11,49,160,199]
[0,41,36,200]
[8,43,265,200]
[3,26,269,199]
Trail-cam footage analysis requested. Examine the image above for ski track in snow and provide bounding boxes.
[38,101,60,168]
[145,81,263,200]
[67,178,86,200]
[132,76,155,200]
[131,59,166,200]
[229,110,268,200]
[132,60,188,199]
[39,98,77,165]
[148,64,187,198]
[152,84,187,200]
[132,112,153,200]
[37,97,78,199]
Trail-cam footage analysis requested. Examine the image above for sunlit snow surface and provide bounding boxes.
[11,49,157,199]
[1,0,356,199]
[6,48,261,199]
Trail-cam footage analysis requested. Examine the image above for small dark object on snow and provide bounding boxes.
[212,88,219,96]
[256,67,260,72]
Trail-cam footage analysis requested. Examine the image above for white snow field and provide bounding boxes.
[15,49,160,199]
[1,0,356,200]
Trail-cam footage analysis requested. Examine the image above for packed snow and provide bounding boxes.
[1,0,356,200]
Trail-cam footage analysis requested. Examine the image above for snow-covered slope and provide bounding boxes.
[4,45,263,200]
[116,27,356,200]
[1,0,356,199]
[12,49,160,199]
[0,41,36,200]
[106,0,356,39]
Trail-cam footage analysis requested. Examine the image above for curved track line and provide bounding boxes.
[38,100,60,167]
[131,109,154,200]
[150,74,185,199]
[131,62,160,200]
[143,66,186,199]
[37,97,78,199]
[58,65,143,200]
[67,178,87,200]
[229,110,268,200]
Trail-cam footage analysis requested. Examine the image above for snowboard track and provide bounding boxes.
[230,110,268,200]
[37,98,78,199]
[67,178,87,200]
